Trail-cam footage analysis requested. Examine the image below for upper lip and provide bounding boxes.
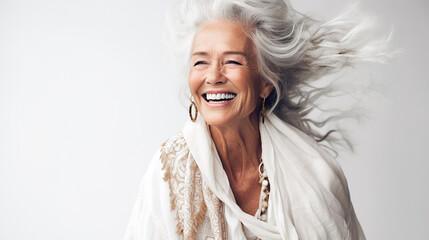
[203,90,236,94]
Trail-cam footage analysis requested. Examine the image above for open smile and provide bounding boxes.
[202,92,237,103]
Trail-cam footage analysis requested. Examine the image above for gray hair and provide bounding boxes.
[165,0,393,151]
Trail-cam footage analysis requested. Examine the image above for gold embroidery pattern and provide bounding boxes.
[160,134,207,240]
[202,181,228,240]
[160,133,228,240]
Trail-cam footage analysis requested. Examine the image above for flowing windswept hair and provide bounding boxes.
[165,0,393,152]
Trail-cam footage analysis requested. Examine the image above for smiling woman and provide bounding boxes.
[189,21,273,217]
[124,0,391,239]
[189,21,272,128]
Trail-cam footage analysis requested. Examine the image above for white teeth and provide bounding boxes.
[206,93,236,101]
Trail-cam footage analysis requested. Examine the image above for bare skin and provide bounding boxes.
[209,110,262,215]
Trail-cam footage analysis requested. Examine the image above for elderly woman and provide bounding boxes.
[125,0,387,239]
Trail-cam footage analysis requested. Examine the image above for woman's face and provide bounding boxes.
[189,20,272,127]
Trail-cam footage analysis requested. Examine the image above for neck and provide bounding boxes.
[209,112,261,181]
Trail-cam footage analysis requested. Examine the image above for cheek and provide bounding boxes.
[225,71,260,112]
[227,71,259,96]
[226,70,249,87]
[188,70,205,95]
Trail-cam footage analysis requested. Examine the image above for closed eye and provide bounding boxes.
[194,61,207,66]
[225,60,242,65]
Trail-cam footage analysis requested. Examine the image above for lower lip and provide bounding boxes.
[203,97,235,107]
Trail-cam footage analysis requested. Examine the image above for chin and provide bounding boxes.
[201,113,233,127]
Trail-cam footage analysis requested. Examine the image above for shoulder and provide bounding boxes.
[124,134,189,240]
[268,120,365,238]
[124,160,173,240]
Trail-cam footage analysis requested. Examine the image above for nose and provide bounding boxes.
[205,64,226,85]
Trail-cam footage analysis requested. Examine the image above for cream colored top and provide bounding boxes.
[124,113,365,240]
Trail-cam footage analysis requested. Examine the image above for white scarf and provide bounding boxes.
[182,112,365,240]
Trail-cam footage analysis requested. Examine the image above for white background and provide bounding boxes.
[0,0,428,239]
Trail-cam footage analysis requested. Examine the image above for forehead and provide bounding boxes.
[192,20,254,54]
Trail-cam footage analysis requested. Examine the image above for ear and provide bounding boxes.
[260,81,274,99]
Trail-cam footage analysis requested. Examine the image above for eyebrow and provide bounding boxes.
[191,51,248,58]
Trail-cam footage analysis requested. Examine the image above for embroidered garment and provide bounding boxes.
[124,112,365,240]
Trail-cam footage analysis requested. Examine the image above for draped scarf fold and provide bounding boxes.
[180,112,365,240]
